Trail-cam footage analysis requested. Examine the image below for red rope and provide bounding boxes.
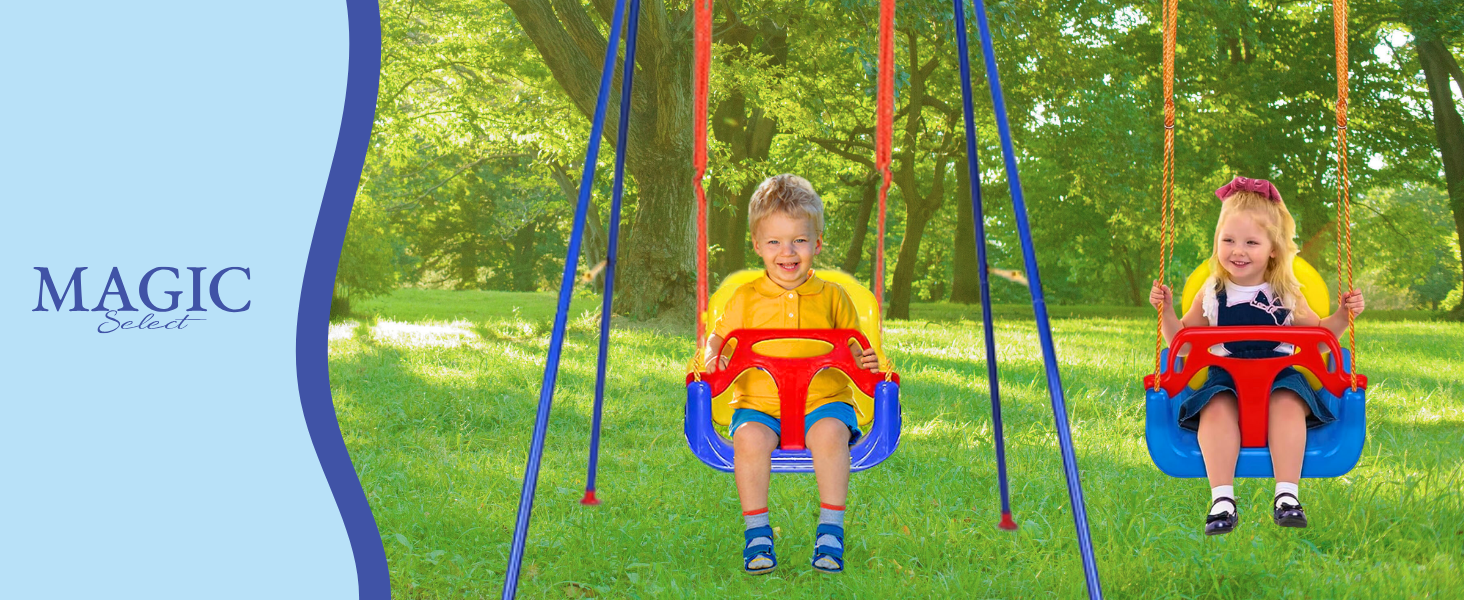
[693,0,712,351]
[874,0,894,317]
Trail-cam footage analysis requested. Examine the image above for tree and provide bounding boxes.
[503,0,701,319]
[1393,0,1464,313]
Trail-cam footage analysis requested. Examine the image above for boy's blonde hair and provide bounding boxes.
[748,174,824,235]
[1208,191,1302,308]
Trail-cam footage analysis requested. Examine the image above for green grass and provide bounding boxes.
[331,289,1464,599]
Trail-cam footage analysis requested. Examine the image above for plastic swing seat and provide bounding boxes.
[684,270,902,473]
[686,328,901,473]
[1143,326,1368,478]
[1143,259,1368,478]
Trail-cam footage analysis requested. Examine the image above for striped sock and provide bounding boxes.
[818,503,845,529]
[744,507,770,531]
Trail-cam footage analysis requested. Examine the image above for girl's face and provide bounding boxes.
[753,211,822,290]
[1215,211,1275,286]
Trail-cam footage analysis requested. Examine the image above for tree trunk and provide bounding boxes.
[884,31,953,320]
[1119,254,1144,307]
[708,178,751,276]
[505,0,695,318]
[887,188,943,319]
[887,153,950,319]
[949,161,980,304]
[1418,38,1464,314]
[511,218,539,291]
[841,177,878,275]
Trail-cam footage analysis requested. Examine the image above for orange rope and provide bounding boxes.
[1153,0,1177,389]
[1332,0,1357,389]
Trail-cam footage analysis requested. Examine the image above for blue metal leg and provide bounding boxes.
[582,0,642,508]
[970,0,1103,596]
[502,0,630,596]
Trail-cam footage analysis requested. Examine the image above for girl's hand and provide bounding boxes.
[1149,280,1173,312]
[1340,290,1365,318]
[858,347,880,373]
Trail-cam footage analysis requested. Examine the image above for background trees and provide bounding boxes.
[337,0,1462,317]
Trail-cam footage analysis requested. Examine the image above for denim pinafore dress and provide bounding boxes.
[1176,280,1336,432]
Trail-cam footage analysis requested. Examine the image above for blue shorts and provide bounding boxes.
[1178,366,1336,432]
[729,402,862,445]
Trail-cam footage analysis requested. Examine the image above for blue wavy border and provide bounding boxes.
[295,1,387,598]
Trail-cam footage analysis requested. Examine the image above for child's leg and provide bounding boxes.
[807,417,851,507]
[1197,392,1241,489]
[733,422,779,512]
[1269,389,1310,527]
[807,417,850,573]
[1197,392,1241,534]
[1268,389,1308,484]
[733,422,779,573]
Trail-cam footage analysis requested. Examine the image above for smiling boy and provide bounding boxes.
[703,174,880,575]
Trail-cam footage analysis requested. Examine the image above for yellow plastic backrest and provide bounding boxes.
[699,269,884,429]
[1176,257,1331,390]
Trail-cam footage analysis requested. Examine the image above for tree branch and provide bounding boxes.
[809,137,876,169]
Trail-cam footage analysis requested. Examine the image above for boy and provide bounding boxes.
[704,174,880,575]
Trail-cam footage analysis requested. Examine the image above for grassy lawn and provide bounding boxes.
[330,288,1464,599]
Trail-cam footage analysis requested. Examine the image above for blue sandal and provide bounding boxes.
[743,525,777,575]
[811,524,845,574]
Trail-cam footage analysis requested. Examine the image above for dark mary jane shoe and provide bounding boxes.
[1205,497,1238,536]
[1273,493,1308,528]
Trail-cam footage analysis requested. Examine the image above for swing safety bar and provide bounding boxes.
[691,328,896,451]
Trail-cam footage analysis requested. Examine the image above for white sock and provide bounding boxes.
[1275,482,1299,508]
[1210,485,1235,515]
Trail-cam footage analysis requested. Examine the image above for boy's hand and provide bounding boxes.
[1340,290,1365,318]
[858,347,880,373]
[704,354,730,372]
[1149,280,1172,312]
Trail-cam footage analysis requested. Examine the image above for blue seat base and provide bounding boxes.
[1145,349,1366,478]
[684,381,901,473]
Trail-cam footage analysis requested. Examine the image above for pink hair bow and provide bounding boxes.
[1215,176,1282,202]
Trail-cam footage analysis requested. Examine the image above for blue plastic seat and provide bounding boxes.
[1145,347,1366,478]
[685,380,901,473]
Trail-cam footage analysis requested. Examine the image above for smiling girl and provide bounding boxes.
[1150,177,1365,535]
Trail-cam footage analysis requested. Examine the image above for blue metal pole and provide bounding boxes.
[582,0,641,507]
[951,0,1016,531]
[502,0,629,596]
[969,1,1103,597]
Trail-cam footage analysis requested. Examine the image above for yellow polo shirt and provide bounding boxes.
[710,271,861,417]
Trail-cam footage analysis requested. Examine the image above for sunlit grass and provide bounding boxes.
[332,289,1464,599]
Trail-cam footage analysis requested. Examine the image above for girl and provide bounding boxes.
[1150,176,1365,535]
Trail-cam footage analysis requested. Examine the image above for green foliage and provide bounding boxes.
[345,0,1456,311]
[332,289,1464,598]
[1353,184,1461,309]
[335,195,404,311]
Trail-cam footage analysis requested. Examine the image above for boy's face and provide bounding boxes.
[752,211,822,290]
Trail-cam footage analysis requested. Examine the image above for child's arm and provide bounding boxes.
[703,334,730,372]
[1151,280,1208,346]
[1318,290,1365,336]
